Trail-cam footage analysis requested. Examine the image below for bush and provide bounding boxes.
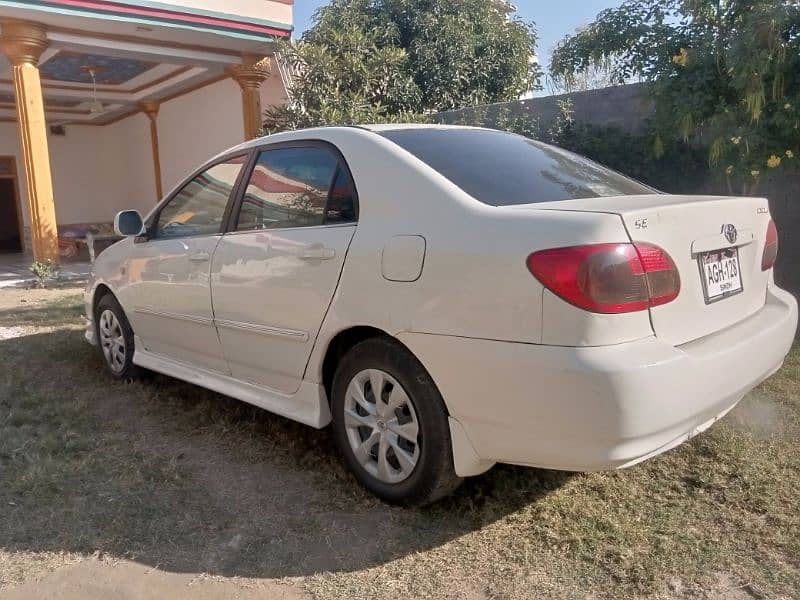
[29,260,59,289]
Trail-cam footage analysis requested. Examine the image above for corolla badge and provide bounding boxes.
[721,223,738,245]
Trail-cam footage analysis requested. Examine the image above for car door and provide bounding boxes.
[211,142,358,394]
[122,155,248,373]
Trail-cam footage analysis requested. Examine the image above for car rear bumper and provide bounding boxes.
[398,286,797,474]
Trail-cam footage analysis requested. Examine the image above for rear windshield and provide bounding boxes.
[379,128,654,206]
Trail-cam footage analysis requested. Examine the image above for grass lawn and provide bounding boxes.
[0,287,798,598]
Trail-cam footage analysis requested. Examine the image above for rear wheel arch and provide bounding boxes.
[319,327,448,416]
[321,326,390,403]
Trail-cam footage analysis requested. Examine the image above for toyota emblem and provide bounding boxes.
[721,223,738,245]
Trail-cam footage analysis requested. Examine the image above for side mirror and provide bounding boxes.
[114,210,146,237]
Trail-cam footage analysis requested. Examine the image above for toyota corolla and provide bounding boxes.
[84,125,798,505]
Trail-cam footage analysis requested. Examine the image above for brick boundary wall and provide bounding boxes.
[437,83,655,134]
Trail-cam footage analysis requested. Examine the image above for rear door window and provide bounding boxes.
[235,146,342,231]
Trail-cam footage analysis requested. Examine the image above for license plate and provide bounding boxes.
[698,248,743,303]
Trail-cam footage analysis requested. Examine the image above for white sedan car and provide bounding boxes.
[85,125,798,505]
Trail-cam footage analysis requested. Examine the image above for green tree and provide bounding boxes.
[265,0,540,131]
[550,0,800,194]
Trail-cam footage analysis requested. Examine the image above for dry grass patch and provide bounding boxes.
[0,287,797,598]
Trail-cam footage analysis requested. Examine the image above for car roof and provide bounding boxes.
[358,123,483,132]
[213,123,495,167]
[232,123,487,150]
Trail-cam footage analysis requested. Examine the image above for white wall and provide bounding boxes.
[261,67,289,113]
[51,116,156,223]
[104,112,159,215]
[158,77,245,193]
[0,116,155,227]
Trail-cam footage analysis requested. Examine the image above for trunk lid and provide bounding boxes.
[519,194,773,346]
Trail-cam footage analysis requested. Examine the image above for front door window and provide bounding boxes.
[156,157,247,238]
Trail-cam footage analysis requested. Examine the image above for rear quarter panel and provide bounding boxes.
[302,129,654,383]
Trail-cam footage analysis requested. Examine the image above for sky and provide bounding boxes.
[292,0,622,76]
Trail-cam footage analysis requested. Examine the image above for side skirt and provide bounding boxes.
[132,337,332,429]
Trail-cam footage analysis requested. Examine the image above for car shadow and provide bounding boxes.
[0,325,573,580]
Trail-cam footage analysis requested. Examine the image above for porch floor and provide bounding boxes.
[0,253,91,288]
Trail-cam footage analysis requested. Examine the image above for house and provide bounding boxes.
[0,0,293,263]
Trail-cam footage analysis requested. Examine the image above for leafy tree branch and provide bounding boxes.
[265,0,540,131]
[550,0,800,194]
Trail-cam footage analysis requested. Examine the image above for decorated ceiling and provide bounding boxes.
[40,51,157,86]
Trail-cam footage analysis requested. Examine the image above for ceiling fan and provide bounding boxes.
[80,65,105,116]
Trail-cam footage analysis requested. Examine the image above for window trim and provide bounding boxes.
[144,151,254,241]
[225,139,359,234]
[324,164,359,225]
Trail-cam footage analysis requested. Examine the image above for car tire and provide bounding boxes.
[331,337,462,505]
[95,294,139,380]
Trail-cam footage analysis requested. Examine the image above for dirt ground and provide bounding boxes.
[0,286,798,599]
[2,558,308,600]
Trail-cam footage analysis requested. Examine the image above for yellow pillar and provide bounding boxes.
[228,54,270,140]
[0,20,59,263]
[139,101,163,201]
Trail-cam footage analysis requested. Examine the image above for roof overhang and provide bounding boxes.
[0,0,292,44]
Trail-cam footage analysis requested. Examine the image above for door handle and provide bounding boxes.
[300,246,336,260]
[188,251,211,262]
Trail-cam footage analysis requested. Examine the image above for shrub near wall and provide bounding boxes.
[555,121,710,195]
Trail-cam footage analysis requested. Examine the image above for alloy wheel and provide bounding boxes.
[343,368,421,484]
[98,309,126,374]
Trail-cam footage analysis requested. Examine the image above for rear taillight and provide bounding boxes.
[526,243,680,314]
[761,218,778,271]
